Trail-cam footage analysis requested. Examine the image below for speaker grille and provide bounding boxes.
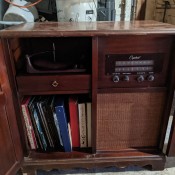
[96,92,166,151]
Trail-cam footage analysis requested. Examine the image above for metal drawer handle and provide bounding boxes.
[52,81,59,87]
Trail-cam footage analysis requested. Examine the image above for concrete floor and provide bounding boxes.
[36,162,175,175]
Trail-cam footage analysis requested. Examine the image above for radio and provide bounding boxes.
[98,36,172,88]
[105,53,163,83]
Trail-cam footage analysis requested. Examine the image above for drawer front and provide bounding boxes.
[16,75,91,94]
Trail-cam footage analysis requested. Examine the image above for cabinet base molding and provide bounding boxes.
[21,153,166,174]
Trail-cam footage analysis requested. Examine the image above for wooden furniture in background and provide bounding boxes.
[145,0,175,24]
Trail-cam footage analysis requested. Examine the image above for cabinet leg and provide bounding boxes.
[151,161,165,171]
[22,172,36,175]
[20,170,36,175]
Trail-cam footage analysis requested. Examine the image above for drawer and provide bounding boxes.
[16,75,91,94]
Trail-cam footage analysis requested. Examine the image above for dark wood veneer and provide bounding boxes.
[1,21,175,37]
[0,21,175,175]
[16,74,91,94]
[0,40,23,175]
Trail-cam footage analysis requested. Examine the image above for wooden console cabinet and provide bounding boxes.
[0,21,175,175]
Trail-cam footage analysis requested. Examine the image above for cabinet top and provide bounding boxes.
[1,20,175,37]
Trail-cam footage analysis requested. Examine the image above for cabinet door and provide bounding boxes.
[0,92,17,175]
[0,40,23,175]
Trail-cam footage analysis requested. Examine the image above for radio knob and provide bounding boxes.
[113,75,120,83]
[124,75,129,81]
[137,75,144,82]
[147,75,154,81]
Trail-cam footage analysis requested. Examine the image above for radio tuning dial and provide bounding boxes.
[147,75,155,81]
[113,75,120,83]
[124,75,129,81]
[137,75,144,82]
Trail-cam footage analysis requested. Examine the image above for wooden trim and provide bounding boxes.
[22,153,166,173]
[165,39,175,156]
[1,21,175,38]
[167,116,175,156]
[91,37,98,153]
[5,161,22,175]
[98,87,167,93]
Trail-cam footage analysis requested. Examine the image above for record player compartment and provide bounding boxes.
[19,37,92,74]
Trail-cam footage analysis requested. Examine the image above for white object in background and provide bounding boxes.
[0,21,23,25]
[124,0,131,21]
[115,0,132,21]
[56,0,97,22]
[3,0,38,22]
[115,0,122,21]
